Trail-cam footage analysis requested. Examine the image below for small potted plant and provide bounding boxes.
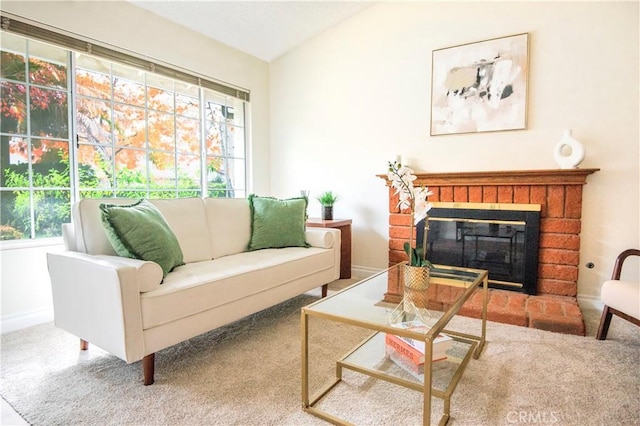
[316,191,339,220]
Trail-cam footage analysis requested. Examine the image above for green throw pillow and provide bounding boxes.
[248,195,310,251]
[100,200,184,277]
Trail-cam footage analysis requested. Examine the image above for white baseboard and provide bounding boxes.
[351,265,381,279]
[1,308,53,334]
[577,294,604,311]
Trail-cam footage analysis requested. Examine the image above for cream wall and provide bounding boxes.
[0,1,270,330]
[269,1,639,299]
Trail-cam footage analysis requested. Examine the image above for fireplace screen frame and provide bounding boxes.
[419,202,541,294]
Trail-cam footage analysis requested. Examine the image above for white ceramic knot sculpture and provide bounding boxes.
[553,129,585,169]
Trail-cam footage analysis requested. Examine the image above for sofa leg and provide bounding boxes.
[143,353,155,385]
[321,284,328,298]
[80,339,89,350]
[596,306,613,340]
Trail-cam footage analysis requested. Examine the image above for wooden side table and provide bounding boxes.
[306,218,352,279]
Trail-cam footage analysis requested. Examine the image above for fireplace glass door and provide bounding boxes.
[418,204,540,294]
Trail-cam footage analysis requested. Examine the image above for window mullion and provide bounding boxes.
[222,106,229,197]
[109,63,117,198]
[69,52,80,203]
[24,40,36,239]
[200,88,207,197]
[144,72,150,199]
[173,83,178,198]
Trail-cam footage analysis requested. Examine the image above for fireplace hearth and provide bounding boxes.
[420,203,540,294]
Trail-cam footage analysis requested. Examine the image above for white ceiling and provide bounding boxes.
[129,1,375,62]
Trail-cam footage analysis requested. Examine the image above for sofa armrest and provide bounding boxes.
[96,255,163,292]
[46,251,146,363]
[610,249,640,280]
[305,227,339,249]
[306,228,341,280]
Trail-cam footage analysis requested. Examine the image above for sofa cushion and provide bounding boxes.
[100,200,184,277]
[140,247,335,329]
[73,198,132,255]
[248,195,309,251]
[150,198,213,263]
[204,198,252,258]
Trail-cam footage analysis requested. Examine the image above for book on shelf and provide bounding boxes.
[385,333,425,364]
[385,333,449,365]
[386,345,424,378]
[387,321,454,360]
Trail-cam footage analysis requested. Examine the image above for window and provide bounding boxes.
[0,31,247,241]
[0,34,71,240]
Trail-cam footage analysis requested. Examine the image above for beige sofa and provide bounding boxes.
[47,197,340,385]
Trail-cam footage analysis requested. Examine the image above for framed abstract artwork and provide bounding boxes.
[430,33,529,136]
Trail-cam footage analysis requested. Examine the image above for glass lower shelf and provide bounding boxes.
[339,331,476,396]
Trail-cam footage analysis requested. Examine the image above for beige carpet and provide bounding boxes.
[1,283,639,426]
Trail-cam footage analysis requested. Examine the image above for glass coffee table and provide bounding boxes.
[301,262,488,425]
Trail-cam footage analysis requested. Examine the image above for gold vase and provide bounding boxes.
[403,264,431,314]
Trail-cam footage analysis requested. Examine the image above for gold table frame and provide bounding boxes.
[301,263,489,425]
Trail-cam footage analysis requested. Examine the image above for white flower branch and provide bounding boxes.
[387,160,434,266]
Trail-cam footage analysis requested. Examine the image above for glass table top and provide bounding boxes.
[303,263,487,339]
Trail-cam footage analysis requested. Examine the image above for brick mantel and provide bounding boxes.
[378,168,600,187]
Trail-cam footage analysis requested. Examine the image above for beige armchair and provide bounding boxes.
[596,249,640,340]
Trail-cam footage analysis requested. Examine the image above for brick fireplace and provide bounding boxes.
[380,168,599,335]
